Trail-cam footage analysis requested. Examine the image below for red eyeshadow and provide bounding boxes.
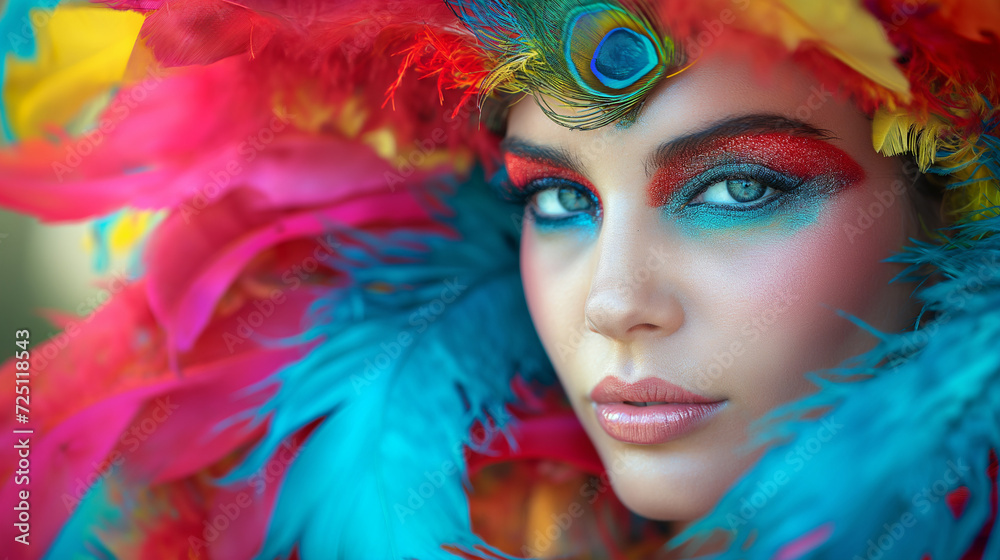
[646,133,866,207]
[503,153,595,192]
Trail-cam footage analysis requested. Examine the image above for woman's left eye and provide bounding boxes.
[691,178,775,206]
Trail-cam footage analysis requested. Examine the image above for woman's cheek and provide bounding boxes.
[519,227,590,375]
[694,180,912,415]
[520,173,915,416]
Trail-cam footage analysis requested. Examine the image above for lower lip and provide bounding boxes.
[594,402,727,444]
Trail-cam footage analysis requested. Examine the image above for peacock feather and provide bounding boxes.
[448,0,684,130]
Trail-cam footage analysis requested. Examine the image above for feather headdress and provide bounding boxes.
[1,0,999,559]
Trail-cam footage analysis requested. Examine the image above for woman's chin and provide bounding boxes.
[594,440,763,523]
[608,470,724,522]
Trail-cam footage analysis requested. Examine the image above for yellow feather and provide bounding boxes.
[2,4,144,139]
[939,140,1000,221]
[742,0,910,99]
[109,211,160,253]
[872,108,949,171]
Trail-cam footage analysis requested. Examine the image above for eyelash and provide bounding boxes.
[495,163,806,229]
[679,163,804,211]
[506,177,601,227]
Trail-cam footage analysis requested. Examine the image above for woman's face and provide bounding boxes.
[504,47,922,522]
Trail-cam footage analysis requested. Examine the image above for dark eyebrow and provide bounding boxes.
[646,114,837,174]
[499,137,585,174]
[500,114,835,178]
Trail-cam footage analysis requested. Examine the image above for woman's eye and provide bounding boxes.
[693,178,774,206]
[531,185,594,218]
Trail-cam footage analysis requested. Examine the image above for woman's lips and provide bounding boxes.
[590,376,727,445]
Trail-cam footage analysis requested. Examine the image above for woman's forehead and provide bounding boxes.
[504,49,858,158]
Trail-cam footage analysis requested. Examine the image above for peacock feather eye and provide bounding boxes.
[591,28,657,88]
[564,4,670,97]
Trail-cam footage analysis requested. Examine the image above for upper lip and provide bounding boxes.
[589,376,720,404]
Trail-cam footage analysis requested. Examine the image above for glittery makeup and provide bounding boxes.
[506,55,925,530]
[498,118,866,237]
[648,132,866,208]
[496,152,602,233]
[644,132,866,235]
[502,152,595,194]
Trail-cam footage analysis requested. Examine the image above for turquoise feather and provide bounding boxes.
[676,211,1000,558]
[39,169,555,559]
[44,476,123,559]
[223,170,556,559]
[673,114,1000,558]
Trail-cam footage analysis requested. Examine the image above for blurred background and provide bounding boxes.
[0,210,121,361]
[1,1,149,362]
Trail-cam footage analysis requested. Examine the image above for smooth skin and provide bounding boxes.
[505,45,926,537]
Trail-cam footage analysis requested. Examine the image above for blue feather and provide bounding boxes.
[676,213,1000,559]
[221,170,556,559]
[45,476,120,560]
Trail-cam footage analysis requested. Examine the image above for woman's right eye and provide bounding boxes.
[529,183,595,219]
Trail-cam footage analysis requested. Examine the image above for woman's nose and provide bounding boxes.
[583,210,685,342]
